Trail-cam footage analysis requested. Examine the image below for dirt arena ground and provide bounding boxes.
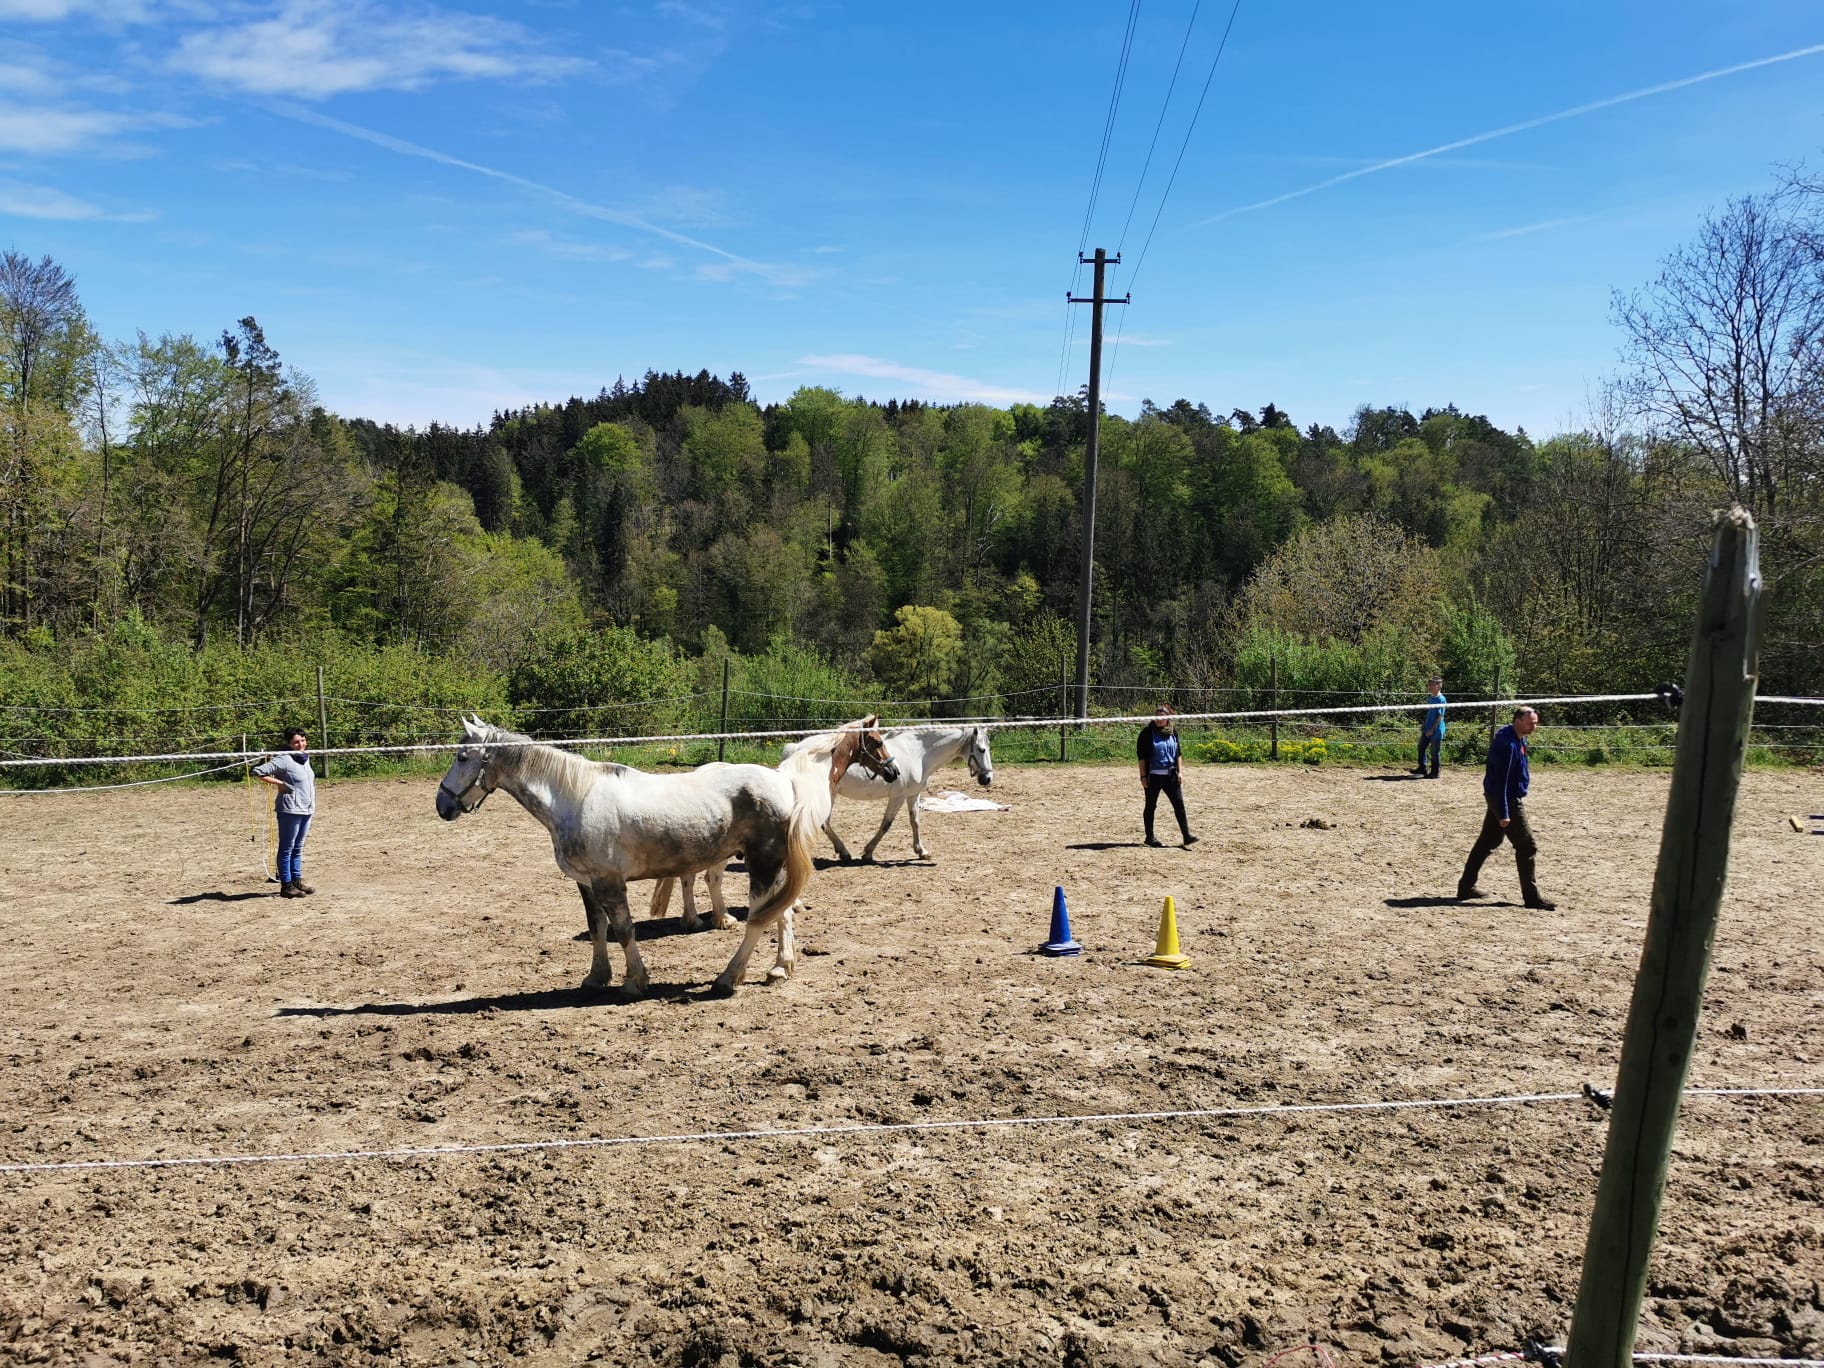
[1,759,1820,1366]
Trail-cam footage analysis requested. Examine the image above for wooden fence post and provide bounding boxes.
[1269,651,1279,761]
[1489,662,1502,751]
[1059,654,1068,764]
[717,657,730,763]
[1564,507,1764,1368]
[315,664,329,780]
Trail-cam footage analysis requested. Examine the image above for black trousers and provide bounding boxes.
[1143,773,1191,840]
[1460,797,1540,901]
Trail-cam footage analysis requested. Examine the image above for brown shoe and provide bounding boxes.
[294,881,317,896]
[279,882,303,899]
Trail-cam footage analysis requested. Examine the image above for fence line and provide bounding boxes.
[0,692,1675,770]
[3,1085,1817,1178]
[2,692,1818,775]
[0,697,310,715]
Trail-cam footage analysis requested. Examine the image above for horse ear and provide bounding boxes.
[861,713,878,728]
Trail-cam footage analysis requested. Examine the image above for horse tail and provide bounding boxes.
[748,763,820,929]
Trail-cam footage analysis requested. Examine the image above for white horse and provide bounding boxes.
[647,724,993,927]
[796,724,994,862]
[435,715,898,996]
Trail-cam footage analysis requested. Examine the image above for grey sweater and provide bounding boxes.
[252,751,316,815]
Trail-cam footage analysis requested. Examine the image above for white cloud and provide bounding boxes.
[1466,215,1595,242]
[801,353,1049,405]
[0,177,153,220]
[0,59,59,97]
[168,1,591,99]
[0,101,188,154]
[510,229,633,263]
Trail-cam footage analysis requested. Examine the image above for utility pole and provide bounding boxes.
[1068,248,1128,720]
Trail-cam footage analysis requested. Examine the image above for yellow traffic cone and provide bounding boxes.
[1144,895,1190,970]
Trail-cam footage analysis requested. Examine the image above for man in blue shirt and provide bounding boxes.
[1136,706,1198,848]
[1413,675,1446,779]
[1457,706,1555,910]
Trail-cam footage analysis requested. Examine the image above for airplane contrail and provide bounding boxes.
[1199,42,1824,224]
[268,100,798,280]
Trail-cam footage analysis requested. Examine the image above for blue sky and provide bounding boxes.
[4,1,1822,438]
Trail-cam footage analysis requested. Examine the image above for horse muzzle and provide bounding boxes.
[436,780,487,820]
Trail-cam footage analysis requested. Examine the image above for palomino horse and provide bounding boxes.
[791,724,993,862]
[434,715,898,996]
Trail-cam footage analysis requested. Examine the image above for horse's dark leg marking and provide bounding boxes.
[714,850,785,996]
[594,875,647,998]
[578,882,613,989]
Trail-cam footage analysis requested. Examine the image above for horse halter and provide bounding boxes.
[439,748,494,814]
[966,731,990,780]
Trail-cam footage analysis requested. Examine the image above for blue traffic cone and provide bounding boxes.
[1041,885,1082,956]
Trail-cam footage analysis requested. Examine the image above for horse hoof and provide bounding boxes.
[582,975,612,991]
[765,965,790,984]
[707,978,737,999]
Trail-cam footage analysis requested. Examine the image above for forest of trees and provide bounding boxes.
[2,168,1820,752]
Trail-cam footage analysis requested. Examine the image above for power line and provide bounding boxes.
[1060,1,1145,399]
[1108,0,1246,393]
[1075,0,1145,257]
[1128,0,1245,291]
[1117,0,1205,255]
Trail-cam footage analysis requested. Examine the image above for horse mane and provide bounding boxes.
[483,725,622,796]
[778,729,841,780]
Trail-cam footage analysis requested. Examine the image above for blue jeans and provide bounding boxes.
[276,812,312,885]
[1418,732,1441,777]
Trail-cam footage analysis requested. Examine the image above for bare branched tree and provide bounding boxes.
[1613,192,1824,522]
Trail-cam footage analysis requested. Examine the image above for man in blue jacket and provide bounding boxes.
[1457,706,1555,909]
[1413,675,1446,779]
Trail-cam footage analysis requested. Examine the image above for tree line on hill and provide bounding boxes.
[1,167,1820,734]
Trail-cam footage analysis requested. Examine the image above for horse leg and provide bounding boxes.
[595,876,648,998]
[766,901,797,983]
[907,789,930,859]
[578,882,614,990]
[712,860,783,996]
[703,865,733,930]
[677,873,703,932]
[823,817,854,864]
[860,796,903,863]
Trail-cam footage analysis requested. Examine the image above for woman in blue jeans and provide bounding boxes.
[253,727,317,897]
